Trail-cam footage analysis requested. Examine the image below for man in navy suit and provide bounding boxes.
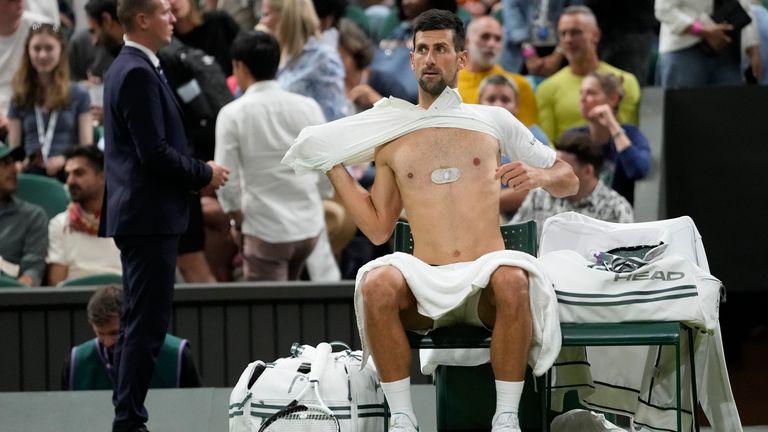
[99,0,228,430]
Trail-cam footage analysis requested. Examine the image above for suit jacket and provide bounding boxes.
[99,46,212,237]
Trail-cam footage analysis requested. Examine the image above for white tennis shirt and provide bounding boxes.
[282,87,556,174]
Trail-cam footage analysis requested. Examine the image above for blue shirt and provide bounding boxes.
[277,37,347,122]
[8,82,91,157]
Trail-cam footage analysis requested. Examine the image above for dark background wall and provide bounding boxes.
[663,85,768,294]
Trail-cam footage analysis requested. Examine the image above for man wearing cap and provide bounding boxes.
[0,142,48,286]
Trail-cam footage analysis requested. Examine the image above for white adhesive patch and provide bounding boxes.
[431,167,461,184]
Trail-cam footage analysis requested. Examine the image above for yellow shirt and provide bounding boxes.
[457,64,539,127]
[535,62,640,142]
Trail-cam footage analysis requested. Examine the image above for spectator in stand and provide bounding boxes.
[7,22,93,180]
[457,15,538,128]
[171,0,241,76]
[511,130,633,239]
[259,0,347,122]
[0,0,51,141]
[0,142,47,286]
[259,0,346,281]
[338,18,377,112]
[215,31,327,281]
[62,285,202,390]
[656,0,761,87]
[338,17,409,112]
[568,71,649,205]
[535,5,639,142]
[499,0,575,76]
[47,146,121,286]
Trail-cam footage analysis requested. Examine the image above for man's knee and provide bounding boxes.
[361,266,407,309]
[490,266,530,307]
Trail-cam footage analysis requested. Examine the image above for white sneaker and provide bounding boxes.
[389,412,419,432]
[491,411,521,432]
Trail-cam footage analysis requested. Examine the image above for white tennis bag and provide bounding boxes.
[229,342,386,432]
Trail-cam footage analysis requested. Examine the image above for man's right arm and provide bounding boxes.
[326,156,402,245]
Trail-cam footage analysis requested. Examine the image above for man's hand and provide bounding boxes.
[18,275,33,286]
[495,161,547,192]
[206,161,230,189]
[701,23,734,52]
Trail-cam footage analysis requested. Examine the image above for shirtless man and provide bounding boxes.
[324,10,578,432]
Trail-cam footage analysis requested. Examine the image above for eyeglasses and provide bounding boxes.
[31,22,61,33]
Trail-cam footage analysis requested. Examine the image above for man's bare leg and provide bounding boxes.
[479,266,532,431]
[361,266,432,430]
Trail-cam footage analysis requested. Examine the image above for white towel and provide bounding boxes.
[354,250,561,377]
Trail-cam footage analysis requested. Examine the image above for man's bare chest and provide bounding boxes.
[383,129,500,187]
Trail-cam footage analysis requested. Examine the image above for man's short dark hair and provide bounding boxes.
[64,145,105,172]
[87,285,122,325]
[85,0,118,23]
[555,130,604,175]
[412,9,465,52]
[117,0,157,32]
[231,31,281,81]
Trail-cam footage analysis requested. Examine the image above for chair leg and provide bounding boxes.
[675,341,682,432]
[540,373,549,432]
[688,327,700,432]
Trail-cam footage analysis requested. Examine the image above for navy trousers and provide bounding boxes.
[112,234,179,432]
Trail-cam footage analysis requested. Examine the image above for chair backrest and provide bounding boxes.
[394,220,538,256]
[58,273,123,288]
[16,173,70,220]
[0,273,25,288]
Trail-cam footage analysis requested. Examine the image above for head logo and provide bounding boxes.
[614,271,685,282]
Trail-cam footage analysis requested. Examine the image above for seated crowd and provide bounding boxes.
[0,0,763,288]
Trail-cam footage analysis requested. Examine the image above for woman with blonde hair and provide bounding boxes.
[259,0,347,121]
[570,70,650,204]
[7,22,92,179]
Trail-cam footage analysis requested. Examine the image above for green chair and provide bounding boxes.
[394,220,547,431]
[16,173,70,220]
[552,322,698,432]
[0,273,26,288]
[58,273,123,288]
